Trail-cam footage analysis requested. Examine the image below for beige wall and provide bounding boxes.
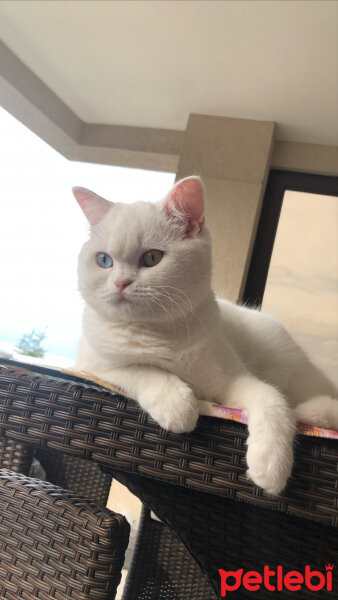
[176,114,275,300]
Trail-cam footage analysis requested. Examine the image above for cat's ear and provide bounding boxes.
[162,176,205,236]
[72,187,112,226]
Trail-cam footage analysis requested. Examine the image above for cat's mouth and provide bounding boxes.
[115,293,131,304]
[98,289,133,308]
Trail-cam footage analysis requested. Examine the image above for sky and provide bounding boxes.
[0,107,174,362]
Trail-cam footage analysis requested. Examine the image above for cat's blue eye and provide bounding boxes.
[96,252,113,268]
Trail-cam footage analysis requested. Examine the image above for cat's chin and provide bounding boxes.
[102,302,177,326]
[115,295,131,305]
[92,298,156,323]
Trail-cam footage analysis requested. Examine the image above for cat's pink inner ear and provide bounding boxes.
[163,176,205,235]
[72,187,111,226]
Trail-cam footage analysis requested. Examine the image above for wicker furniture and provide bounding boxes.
[0,469,129,599]
[0,360,337,599]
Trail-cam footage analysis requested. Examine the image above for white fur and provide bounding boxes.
[294,396,338,429]
[75,182,338,495]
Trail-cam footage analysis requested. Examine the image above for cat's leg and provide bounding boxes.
[287,356,337,403]
[294,396,338,429]
[97,365,199,434]
[239,309,338,429]
[287,356,338,429]
[75,337,199,432]
[225,375,296,495]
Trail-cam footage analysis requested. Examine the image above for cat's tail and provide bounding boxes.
[294,396,338,430]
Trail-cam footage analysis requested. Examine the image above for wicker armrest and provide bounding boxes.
[0,363,337,527]
[0,469,130,600]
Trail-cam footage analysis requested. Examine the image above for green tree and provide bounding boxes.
[16,327,47,358]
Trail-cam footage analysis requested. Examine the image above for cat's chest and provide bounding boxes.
[87,318,184,367]
[82,310,231,400]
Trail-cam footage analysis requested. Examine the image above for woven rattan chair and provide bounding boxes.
[0,358,337,599]
[0,468,130,599]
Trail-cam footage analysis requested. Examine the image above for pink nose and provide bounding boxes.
[114,278,133,292]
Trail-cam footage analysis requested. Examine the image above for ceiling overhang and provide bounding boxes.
[1,40,337,176]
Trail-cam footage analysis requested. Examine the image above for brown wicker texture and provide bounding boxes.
[35,449,113,505]
[115,470,337,600]
[0,362,112,506]
[122,507,216,600]
[0,365,337,528]
[0,437,33,474]
[0,468,130,600]
[0,439,112,508]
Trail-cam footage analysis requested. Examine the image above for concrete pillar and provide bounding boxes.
[176,114,275,301]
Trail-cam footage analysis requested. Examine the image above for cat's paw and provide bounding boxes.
[294,396,338,430]
[246,430,294,496]
[141,379,199,434]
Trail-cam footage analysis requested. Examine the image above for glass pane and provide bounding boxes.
[263,190,338,387]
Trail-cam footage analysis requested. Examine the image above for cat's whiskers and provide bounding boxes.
[150,295,177,336]
[158,285,208,330]
[133,288,177,335]
[95,285,174,333]
[87,284,192,339]
[154,290,190,338]
[153,285,204,328]
[149,284,190,312]
[162,286,208,331]
[156,285,193,314]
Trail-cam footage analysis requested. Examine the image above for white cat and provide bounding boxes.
[73,177,338,495]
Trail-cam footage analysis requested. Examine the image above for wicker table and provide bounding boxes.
[0,360,337,599]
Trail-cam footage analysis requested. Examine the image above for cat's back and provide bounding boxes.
[216,297,266,339]
[216,297,302,382]
[216,298,290,361]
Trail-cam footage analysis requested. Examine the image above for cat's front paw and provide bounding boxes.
[141,379,199,434]
[246,431,294,496]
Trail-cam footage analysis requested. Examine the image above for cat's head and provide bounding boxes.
[74,176,212,323]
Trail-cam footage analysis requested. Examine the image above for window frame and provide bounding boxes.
[243,170,338,307]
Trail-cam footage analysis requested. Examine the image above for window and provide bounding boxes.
[263,191,337,386]
[244,170,338,387]
[0,107,175,367]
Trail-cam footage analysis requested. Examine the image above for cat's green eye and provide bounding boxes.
[142,249,163,268]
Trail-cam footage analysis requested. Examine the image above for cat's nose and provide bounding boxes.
[114,278,133,292]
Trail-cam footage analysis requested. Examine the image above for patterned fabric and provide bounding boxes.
[64,369,338,441]
[206,403,338,440]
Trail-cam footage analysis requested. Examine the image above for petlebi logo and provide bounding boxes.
[218,564,334,596]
